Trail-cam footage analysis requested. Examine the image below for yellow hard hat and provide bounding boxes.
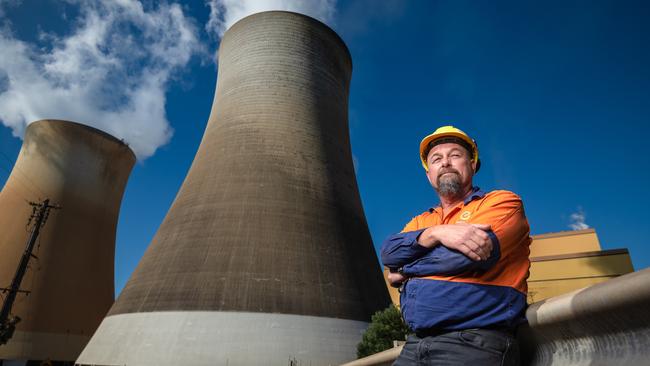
[419,125,480,172]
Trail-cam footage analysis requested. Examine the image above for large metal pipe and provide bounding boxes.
[340,346,402,366]
[0,119,135,362]
[78,11,390,366]
[343,268,650,366]
[519,267,650,365]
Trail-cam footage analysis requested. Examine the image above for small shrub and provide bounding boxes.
[356,305,410,358]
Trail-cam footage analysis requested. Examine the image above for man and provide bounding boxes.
[381,126,530,366]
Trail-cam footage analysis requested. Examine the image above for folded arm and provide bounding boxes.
[383,191,528,286]
[381,222,495,268]
[381,223,498,286]
[380,229,431,269]
[400,229,500,276]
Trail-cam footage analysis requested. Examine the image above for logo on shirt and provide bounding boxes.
[460,211,471,221]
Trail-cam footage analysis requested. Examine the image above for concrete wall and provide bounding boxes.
[78,312,368,366]
[0,120,134,362]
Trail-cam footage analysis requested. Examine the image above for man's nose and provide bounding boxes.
[441,156,451,166]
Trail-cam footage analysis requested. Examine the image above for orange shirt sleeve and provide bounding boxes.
[470,191,529,251]
[401,215,422,233]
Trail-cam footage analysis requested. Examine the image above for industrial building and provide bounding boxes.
[0,120,135,364]
[383,228,634,306]
[77,11,390,366]
[527,228,633,302]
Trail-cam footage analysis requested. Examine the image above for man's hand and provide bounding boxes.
[387,271,407,287]
[417,223,493,261]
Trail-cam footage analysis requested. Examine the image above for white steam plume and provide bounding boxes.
[206,0,336,38]
[0,1,202,160]
[569,207,589,231]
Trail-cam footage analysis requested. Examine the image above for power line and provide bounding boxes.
[0,199,60,346]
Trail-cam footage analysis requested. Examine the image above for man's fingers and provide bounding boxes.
[474,228,490,241]
[466,233,490,258]
[470,231,489,246]
[455,228,488,261]
[471,240,490,260]
[460,244,482,261]
[471,223,491,231]
[468,226,493,260]
[387,272,406,286]
[437,224,493,260]
[458,240,483,261]
[477,233,493,253]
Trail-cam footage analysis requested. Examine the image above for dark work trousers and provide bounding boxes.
[393,329,519,366]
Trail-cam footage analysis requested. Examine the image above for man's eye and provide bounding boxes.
[431,158,441,164]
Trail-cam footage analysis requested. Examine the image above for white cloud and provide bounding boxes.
[0,1,202,159]
[569,207,589,231]
[205,0,336,38]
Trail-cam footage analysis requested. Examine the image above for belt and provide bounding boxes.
[415,326,516,339]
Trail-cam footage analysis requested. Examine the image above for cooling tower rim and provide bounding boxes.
[27,119,136,159]
[227,10,352,68]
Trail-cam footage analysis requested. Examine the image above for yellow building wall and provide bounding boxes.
[383,268,401,307]
[527,250,634,303]
[530,228,601,257]
[528,277,613,303]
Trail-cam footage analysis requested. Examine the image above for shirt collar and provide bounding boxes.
[464,186,485,205]
[429,186,485,212]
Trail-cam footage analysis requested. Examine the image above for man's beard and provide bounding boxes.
[436,170,463,199]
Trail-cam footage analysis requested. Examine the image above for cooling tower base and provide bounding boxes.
[76,311,369,366]
[0,330,90,362]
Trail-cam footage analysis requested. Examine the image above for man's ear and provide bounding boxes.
[472,159,481,173]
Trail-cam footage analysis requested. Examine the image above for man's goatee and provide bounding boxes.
[437,173,462,198]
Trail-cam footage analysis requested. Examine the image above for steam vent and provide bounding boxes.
[77,11,390,366]
[0,120,135,363]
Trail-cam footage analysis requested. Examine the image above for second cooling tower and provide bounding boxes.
[0,120,135,363]
[78,11,390,366]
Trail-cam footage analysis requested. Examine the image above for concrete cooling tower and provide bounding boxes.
[0,120,135,363]
[77,11,390,366]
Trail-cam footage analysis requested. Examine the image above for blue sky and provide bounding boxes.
[1,0,649,295]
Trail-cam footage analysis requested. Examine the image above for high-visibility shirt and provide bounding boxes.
[380,188,531,332]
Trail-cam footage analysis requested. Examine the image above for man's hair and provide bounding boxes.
[426,136,474,159]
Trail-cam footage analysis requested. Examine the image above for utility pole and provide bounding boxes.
[0,199,60,346]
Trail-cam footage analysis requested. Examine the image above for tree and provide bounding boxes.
[357,305,410,358]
